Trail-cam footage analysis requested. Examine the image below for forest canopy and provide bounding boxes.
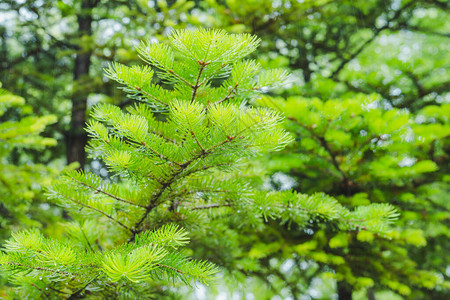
[0,1,448,299]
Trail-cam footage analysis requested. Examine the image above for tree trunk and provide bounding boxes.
[367,288,376,300]
[291,50,312,84]
[0,28,7,73]
[337,281,352,300]
[67,0,97,168]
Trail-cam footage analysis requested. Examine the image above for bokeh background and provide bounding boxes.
[0,0,449,299]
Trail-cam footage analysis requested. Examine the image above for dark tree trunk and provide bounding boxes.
[302,60,312,83]
[367,288,376,300]
[337,281,352,300]
[67,0,97,168]
[0,28,7,73]
[290,47,312,84]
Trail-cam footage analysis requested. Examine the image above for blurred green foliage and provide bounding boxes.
[0,83,66,297]
[0,0,448,299]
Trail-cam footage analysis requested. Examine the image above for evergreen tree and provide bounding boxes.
[258,94,449,298]
[0,83,59,241]
[1,29,400,299]
[196,1,449,298]
[0,0,196,168]
[204,0,449,108]
[0,83,63,296]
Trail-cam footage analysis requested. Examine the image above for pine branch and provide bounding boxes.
[136,86,169,107]
[5,262,78,277]
[30,283,49,297]
[80,223,95,253]
[190,61,208,103]
[190,203,233,210]
[151,130,178,144]
[130,135,242,239]
[198,62,228,87]
[186,189,234,195]
[70,175,146,208]
[57,191,134,233]
[48,286,71,295]
[168,69,195,88]
[317,136,349,184]
[213,83,239,106]
[141,140,183,166]
[68,275,99,299]
[286,116,349,184]
[155,263,184,274]
[189,130,206,153]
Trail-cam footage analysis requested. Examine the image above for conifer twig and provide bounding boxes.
[155,263,184,274]
[59,192,134,233]
[286,116,350,186]
[48,286,71,295]
[30,283,49,297]
[190,130,206,153]
[198,62,228,87]
[168,69,195,88]
[68,275,99,300]
[135,86,168,107]
[317,136,349,185]
[190,203,233,210]
[130,136,240,240]
[141,141,183,166]
[186,189,234,195]
[6,262,77,277]
[80,223,95,252]
[213,83,239,106]
[71,177,147,208]
[190,61,208,103]
[151,130,178,144]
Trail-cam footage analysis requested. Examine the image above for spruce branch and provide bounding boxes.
[198,62,229,87]
[5,262,78,277]
[168,69,195,88]
[140,140,183,166]
[155,263,184,274]
[317,136,349,185]
[213,83,239,106]
[151,129,178,144]
[54,190,134,233]
[190,61,208,103]
[79,223,95,253]
[69,172,146,208]
[130,133,246,239]
[135,86,169,107]
[68,275,99,299]
[190,203,233,210]
[286,115,349,184]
